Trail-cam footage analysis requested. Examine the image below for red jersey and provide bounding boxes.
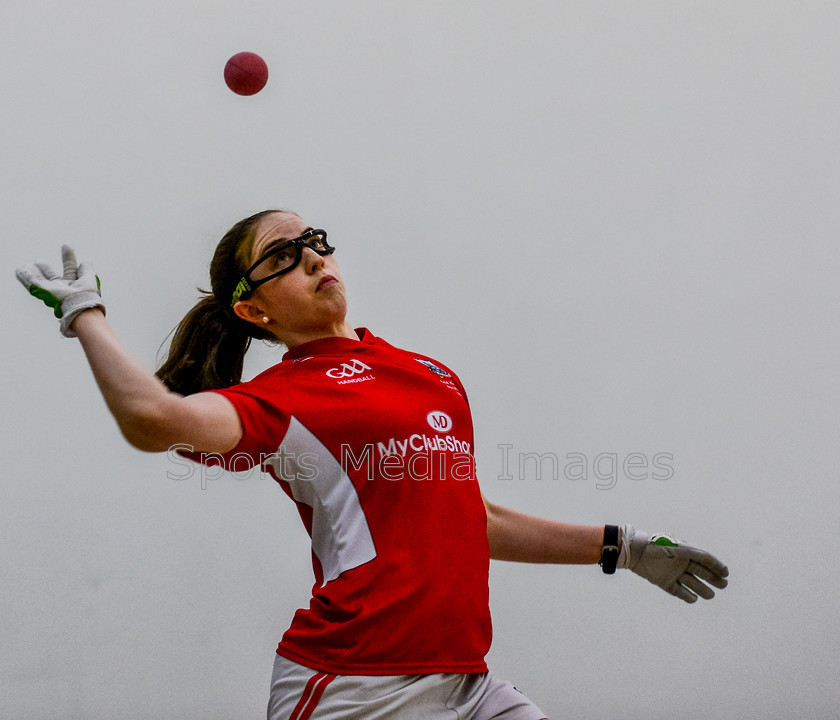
[184,329,491,675]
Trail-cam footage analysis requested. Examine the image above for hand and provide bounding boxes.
[16,245,105,337]
[618,524,729,603]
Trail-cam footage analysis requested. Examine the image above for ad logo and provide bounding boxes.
[426,410,453,433]
[326,359,372,379]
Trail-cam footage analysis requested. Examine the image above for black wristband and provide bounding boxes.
[600,524,620,574]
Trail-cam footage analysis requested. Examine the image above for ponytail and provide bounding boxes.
[156,295,258,395]
[156,209,282,395]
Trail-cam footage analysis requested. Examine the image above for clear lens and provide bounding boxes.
[250,243,298,282]
[304,232,329,252]
[245,231,331,287]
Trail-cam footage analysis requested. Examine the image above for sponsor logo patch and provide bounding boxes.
[426,410,453,433]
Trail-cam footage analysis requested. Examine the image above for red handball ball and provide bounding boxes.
[224,52,269,96]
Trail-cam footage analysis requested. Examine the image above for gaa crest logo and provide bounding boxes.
[326,359,372,379]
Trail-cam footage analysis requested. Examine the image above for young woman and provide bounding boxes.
[16,209,728,720]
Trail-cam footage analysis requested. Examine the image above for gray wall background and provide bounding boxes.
[2,2,838,718]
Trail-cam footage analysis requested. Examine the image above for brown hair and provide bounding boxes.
[156,209,284,395]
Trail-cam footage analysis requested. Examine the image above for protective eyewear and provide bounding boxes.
[231,229,334,306]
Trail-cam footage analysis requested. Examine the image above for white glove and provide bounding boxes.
[618,524,729,603]
[16,245,105,337]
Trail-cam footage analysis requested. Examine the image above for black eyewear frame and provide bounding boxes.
[231,229,334,306]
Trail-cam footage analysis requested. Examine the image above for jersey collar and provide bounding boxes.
[282,328,374,361]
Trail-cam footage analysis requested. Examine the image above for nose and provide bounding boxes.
[301,245,326,273]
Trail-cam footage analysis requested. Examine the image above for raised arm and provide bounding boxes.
[16,246,242,454]
[72,310,241,453]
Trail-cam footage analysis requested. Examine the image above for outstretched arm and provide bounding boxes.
[17,246,242,454]
[482,495,729,603]
[483,497,603,564]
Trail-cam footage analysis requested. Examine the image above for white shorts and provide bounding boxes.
[267,654,548,720]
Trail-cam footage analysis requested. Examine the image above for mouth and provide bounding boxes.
[316,275,338,292]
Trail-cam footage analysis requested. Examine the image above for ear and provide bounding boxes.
[232,299,266,327]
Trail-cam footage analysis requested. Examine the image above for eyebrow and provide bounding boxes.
[254,227,315,259]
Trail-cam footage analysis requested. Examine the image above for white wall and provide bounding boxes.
[2,2,838,717]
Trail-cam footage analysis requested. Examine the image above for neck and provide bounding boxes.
[281,320,359,349]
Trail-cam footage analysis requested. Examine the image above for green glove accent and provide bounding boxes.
[28,285,64,318]
[651,534,679,547]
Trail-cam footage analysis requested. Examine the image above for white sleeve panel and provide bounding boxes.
[264,415,377,586]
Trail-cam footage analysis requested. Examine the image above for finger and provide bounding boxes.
[15,266,37,289]
[667,582,698,604]
[680,572,715,601]
[62,245,78,281]
[687,560,729,589]
[34,262,59,281]
[676,546,729,580]
[76,259,96,283]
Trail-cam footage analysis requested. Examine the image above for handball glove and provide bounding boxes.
[16,245,104,338]
[618,524,729,603]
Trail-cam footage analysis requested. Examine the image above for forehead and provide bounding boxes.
[251,212,310,258]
